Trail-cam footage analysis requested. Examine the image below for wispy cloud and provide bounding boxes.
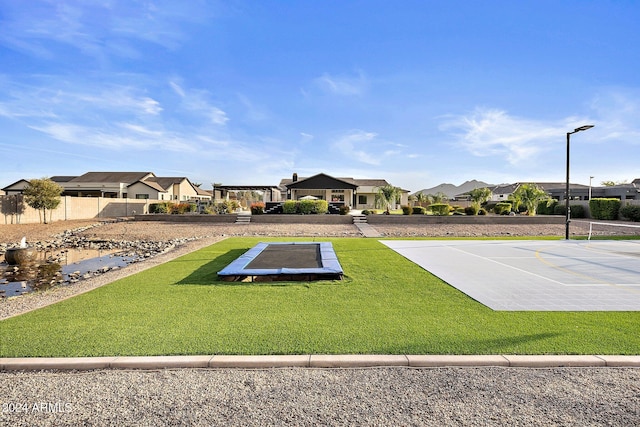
[440,108,582,165]
[0,1,209,60]
[331,130,381,165]
[314,71,368,96]
[170,81,229,125]
[589,88,640,143]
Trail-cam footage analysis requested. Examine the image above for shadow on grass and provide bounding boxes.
[175,248,245,286]
[397,332,566,355]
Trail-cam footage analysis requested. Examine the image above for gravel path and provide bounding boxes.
[2,219,639,426]
[1,367,639,426]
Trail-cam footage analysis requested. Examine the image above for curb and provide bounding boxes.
[1,355,639,371]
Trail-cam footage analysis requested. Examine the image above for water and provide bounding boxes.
[0,248,138,298]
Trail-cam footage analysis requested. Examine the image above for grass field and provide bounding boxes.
[1,237,639,357]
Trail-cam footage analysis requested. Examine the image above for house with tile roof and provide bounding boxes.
[1,172,211,202]
[278,173,409,210]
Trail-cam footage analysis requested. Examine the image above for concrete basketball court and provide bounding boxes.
[380,239,640,311]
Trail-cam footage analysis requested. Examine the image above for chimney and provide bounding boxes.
[292,173,298,182]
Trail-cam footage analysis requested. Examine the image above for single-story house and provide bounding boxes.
[1,171,212,202]
[278,173,409,210]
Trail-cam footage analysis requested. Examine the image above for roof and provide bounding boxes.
[70,172,155,184]
[285,173,359,190]
[280,174,392,191]
[1,179,30,191]
[50,176,77,183]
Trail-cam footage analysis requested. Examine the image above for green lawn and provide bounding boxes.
[1,237,639,357]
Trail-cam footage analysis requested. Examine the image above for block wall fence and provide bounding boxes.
[1,196,639,225]
[1,195,161,224]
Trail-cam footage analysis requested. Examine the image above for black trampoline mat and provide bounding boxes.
[245,244,322,269]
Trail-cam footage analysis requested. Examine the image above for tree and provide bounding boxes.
[22,178,64,224]
[468,187,492,210]
[427,192,449,204]
[375,185,401,214]
[414,192,429,207]
[601,180,628,187]
[509,183,550,216]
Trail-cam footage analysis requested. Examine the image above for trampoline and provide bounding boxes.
[217,242,343,282]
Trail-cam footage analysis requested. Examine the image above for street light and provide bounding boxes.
[565,125,594,239]
[589,175,594,201]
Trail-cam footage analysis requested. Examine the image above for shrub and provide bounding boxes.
[494,202,512,215]
[412,206,426,215]
[430,203,450,216]
[149,202,172,214]
[283,200,298,214]
[299,199,315,214]
[590,198,621,220]
[401,205,413,215]
[553,204,566,216]
[282,200,329,214]
[171,203,195,214]
[214,200,240,214]
[569,204,586,218]
[464,205,478,216]
[339,204,350,215]
[538,200,558,215]
[361,209,374,215]
[314,200,329,214]
[250,202,265,215]
[478,208,488,215]
[620,204,640,222]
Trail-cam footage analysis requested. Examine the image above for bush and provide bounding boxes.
[250,202,265,215]
[538,200,558,215]
[282,200,329,214]
[494,202,512,215]
[339,204,350,215]
[149,202,172,214]
[361,209,374,215]
[314,200,329,214]
[464,205,478,216]
[412,206,426,215]
[283,200,298,214]
[590,198,621,220]
[569,204,586,219]
[478,208,488,215]
[620,204,640,222]
[430,203,450,216]
[170,203,196,214]
[299,199,316,214]
[552,204,566,216]
[214,200,240,214]
[401,205,413,215]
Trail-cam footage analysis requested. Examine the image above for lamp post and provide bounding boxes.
[589,175,594,201]
[565,125,594,239]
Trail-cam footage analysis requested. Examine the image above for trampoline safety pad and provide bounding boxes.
[218,242,343,282]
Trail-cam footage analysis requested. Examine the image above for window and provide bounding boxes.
[135,194,149,199]
[358,195,367,204]
[331,189,345,202]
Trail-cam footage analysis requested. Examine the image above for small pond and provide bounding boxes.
[0,248,138,298]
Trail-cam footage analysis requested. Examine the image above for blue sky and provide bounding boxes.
[1,0,638,192]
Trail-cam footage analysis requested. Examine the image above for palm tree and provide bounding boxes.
[375,185,401,214]
[510,183,551,215]
[414,192,429,207]
[468,187,492,210]
[427,192,449,204]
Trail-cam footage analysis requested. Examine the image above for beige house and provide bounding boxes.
[128,177,208,201]
[279,173,409,210]
[1,171,211,202]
